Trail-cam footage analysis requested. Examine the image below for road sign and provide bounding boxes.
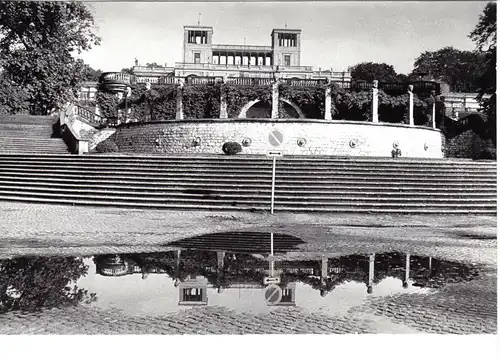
[266,150,283,157]
[268,129,283,147]
[263,276,280,285]
[264,284,282,305]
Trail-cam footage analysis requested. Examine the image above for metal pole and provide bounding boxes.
[271,156,276,214]
[270,232,274,256]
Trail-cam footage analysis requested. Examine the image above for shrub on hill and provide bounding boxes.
[95,139,118,153]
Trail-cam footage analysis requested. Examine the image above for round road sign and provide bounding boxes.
[264,284,282,305]
[268,129,283,147]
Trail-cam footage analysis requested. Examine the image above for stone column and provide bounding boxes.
[372,80,379,123]
[324,84,332,120]
[219,76,228,119]
[367,253,375,294]
[320,258,328,284]
[271,79,280,119]
[176,79,184,120]
[404,253,410,288]
[408,85,414,126]
[431,90,436,129]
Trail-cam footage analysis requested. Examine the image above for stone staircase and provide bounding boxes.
[0,115,69,154]
[0,154,496,214]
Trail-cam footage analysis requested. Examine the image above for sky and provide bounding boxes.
[79,1,489,75]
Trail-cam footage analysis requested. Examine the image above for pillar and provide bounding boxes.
[219,76,228,119]
[217,251,225,270]
[176,79,184,120]
[408,85,414,126]
[431,90,436,129]
[271,79,280,119]
[372,80,379,123]
[324,85,332,120]
[404,254,410,286]
[321,258,328,284]
[367,253,375,294]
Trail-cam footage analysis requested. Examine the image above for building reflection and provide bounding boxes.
[93,249,479,306]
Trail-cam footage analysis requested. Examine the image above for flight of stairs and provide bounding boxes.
[0,154,496,214]
[0,115,69,154]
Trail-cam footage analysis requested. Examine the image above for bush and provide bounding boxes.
[95,139,118,153]
[222,142,242,155]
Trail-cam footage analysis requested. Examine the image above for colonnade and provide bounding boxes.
[170,78,437,126]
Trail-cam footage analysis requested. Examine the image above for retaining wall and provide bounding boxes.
[110,119,445,158]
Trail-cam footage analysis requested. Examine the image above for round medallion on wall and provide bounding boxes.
[393,141,399,149]
[349,139,358,148]
[297,138,307,147]
[242,137,252,147]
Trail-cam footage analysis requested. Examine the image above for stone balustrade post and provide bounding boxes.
[324,84,332,120]
[408,85,414,126]
[219,76,228,119]
[372,80,379,123]
[271,77,280,119]
[176,79,184,120]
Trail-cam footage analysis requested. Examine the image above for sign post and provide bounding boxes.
[267,129,284,215]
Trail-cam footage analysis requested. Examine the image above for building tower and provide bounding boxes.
[271,28,301,67]
[183,25,214,64]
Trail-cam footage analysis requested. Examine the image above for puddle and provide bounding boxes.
[0,232,481,317]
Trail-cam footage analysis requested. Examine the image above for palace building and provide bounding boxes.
[131,24,351,85]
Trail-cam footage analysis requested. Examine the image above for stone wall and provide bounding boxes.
[445,130,495,159]
[110,119,445,158]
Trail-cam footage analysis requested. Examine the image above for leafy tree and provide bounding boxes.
[0,256,96,313]
[412,47,484,92]
[121,67,134,75]
[349,62,399,83]
[0,72,30,115]
[146,62,161,68]
[83,64,102,82]
[469,2,496,144]
[0,2,100,115]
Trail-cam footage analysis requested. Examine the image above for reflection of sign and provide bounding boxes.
[266,150,283,157]
[264,284,282,305]
[268,129,283,147]
[263,276,280,285]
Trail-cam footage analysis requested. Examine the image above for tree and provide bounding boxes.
[146,62,161,68]
[0,2,100,115]
[0,72,30,115]
[469,2,496,144]
[0,256,96,313]
[83,64,102,82]
[412,47,484,92]
[121,67,134,75]
[349,62,399,83]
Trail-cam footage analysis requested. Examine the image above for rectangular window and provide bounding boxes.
[284,55,291,67]
[194,52,201,64]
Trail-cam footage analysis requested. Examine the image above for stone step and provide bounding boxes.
[0,162,494,174]
[0,168,494,182]
[0,192,494,214]
[0,180,497,199]
[1,175,496,192]
[0,153,495,164]
[0,173,494,188]
[0,185,495,205]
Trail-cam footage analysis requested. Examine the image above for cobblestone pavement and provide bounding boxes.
[0,273,495,334]
[0,202,496,334]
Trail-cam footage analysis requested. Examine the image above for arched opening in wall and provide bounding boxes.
[245,101,272,118]
[239,99,304,119]
[280,100,301,118]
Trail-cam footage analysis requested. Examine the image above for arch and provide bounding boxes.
[237,99,305,118]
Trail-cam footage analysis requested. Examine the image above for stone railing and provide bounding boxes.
[74,104,107,127]
[225,77,273,86]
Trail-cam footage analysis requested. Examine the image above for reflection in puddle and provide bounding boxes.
[0,232,481,317]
